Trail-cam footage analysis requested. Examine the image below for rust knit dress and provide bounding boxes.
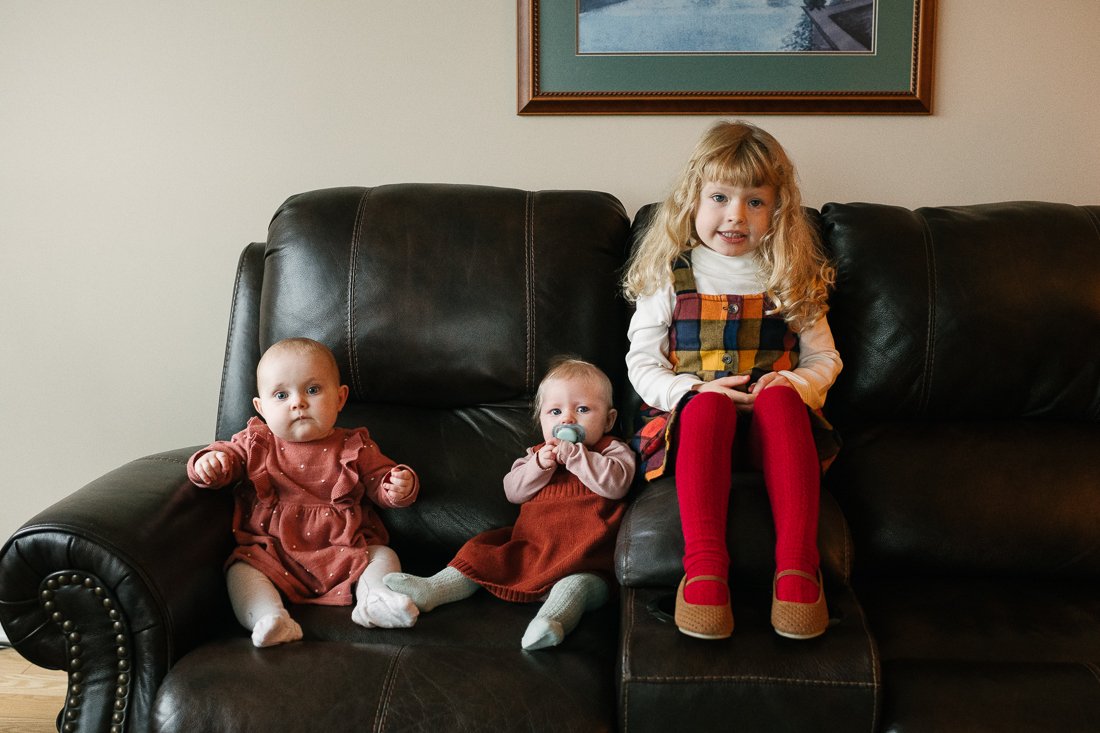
[449,435,634,603]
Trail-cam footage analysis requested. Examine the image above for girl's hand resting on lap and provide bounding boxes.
[696,374,755,413]
[695,373,793,414]
[751,372,793,393]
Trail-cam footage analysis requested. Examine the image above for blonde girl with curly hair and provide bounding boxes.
[623,120,841,641]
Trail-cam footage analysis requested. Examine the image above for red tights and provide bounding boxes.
[675,386,821,605]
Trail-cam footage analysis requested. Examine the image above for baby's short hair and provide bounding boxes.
[257,337,341,381]
[533,357,614,418]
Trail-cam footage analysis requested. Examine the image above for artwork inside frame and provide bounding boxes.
[517,0,936,115]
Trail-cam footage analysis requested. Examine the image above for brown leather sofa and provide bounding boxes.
[2,185,1098,732]
[618,199,1100,732]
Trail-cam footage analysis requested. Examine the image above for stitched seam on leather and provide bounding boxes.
[524,192,536,393]
[619,587,634,731]
[840,505,853,585]
[1081,205,1100,243]
[136,454,189,466]
[348,188,373,397]
[373,645,405,732]
[918,210,936,414]
[215,246,253,435]
[851,585,883,731]
[628,675,877,687]
[1081,207,1100,421]
[616,498,634,585]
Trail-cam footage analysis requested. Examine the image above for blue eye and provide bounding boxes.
[711,193,727,203]
[577,406,590,413]
[307,385,321,395]
[549,408,562,416]
[274,391,288,400]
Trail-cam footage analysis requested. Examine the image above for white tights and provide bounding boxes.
[226,545,418,648]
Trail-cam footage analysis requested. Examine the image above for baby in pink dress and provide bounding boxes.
[188,338,420,647]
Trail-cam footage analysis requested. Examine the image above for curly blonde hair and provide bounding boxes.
[622,121,834,333]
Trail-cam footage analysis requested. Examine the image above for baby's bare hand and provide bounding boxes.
[536,441,558,469]
[553,440,578,464]
[384,468,415,501]
[194,451,232,487]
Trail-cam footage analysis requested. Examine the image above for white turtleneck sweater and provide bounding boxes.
[626,246,842,412]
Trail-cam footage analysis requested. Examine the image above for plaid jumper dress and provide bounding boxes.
[632,255,839,481]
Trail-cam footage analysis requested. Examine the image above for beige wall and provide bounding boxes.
[3,1,1099,545]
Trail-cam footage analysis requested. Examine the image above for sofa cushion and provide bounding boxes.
[820,201,1100,578]
[158,641,613,732]
[155,596,618,733]
[217,184,631,435]
[821,201,1100,423]
[617,584,880,733]
[825,420,1100,577]
[861,577,1100,732]
[879,660,1100,733]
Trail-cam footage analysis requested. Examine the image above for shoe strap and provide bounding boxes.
[775,569,820,585]
[684,574,728,587]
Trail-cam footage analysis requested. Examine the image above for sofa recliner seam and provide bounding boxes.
[524,191,536,394]
[916,209,937,414]
[347,187,374,399]
[1082,661,1100,686]
[619,585,635,732]
[373,644,406,732]
[1079,206,1100,421]
[624,674,878,687]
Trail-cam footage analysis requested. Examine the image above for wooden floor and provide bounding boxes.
[0,647,66,733]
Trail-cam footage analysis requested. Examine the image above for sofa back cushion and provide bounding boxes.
[820,202,1100,577]
[821,201,1100,423]
[214,184,630,568]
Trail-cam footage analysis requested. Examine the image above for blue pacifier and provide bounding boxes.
[552,423,586,444]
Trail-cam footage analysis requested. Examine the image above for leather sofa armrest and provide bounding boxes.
[0,447,236,731]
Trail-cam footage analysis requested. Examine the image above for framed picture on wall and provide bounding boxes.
[517,0,936,115]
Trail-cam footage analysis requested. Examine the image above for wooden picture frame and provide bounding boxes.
[518,0,935,115]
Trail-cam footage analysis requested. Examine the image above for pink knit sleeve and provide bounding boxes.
[502,448,556,504]
[560,439,636,500]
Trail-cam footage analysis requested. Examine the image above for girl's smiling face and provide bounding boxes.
[694,182,776,258]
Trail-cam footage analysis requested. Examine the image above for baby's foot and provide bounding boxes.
[352,586,419,629]
[521,617,564,651]
[383,572,436,610]
[251,611,303,648]
[384,568,478,612]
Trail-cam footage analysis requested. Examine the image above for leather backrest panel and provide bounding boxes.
[212,184,630,565]
[822,201,1100,423]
